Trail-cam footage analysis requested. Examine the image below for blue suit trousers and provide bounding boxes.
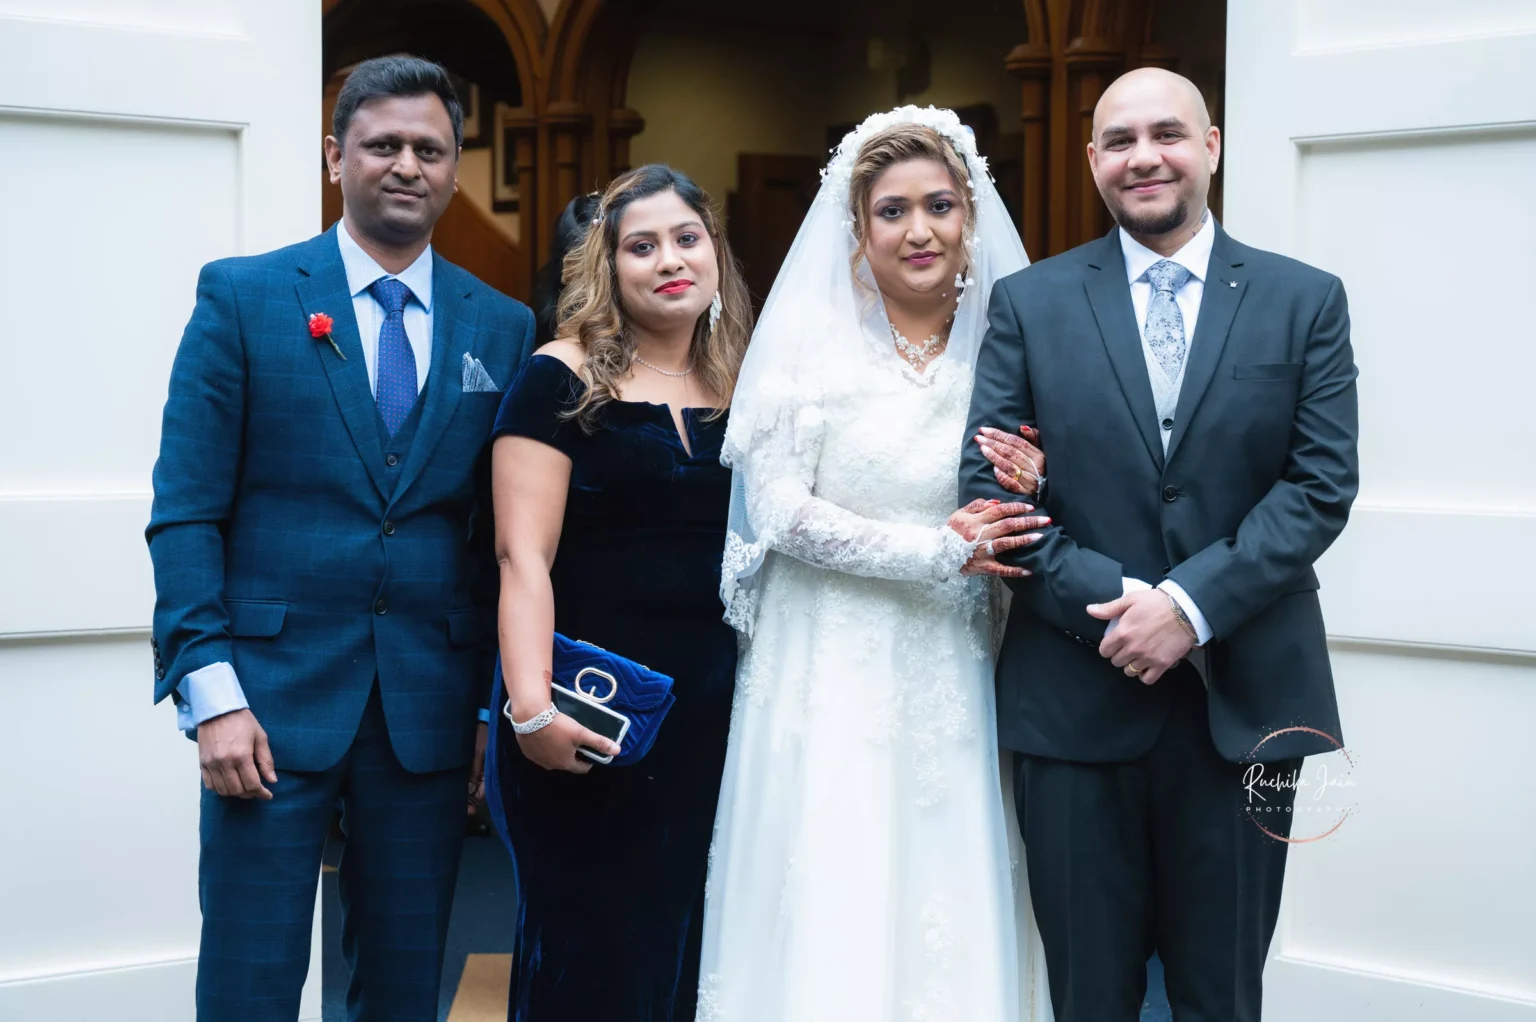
[196,687,466,1021]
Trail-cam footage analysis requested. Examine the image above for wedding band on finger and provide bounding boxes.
[1126,663,1142,677]
[985,539,996,557]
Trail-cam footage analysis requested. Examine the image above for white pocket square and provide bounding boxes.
[461,353,499,393]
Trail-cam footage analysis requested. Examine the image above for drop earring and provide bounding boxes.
[709,290,723,332]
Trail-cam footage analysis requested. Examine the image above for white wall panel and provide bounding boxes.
[0,1,240,35]
[0,2,321,1018]
[1279,647,1536,999]
[0,116,238,494]
[1297,129,1536,510]
[0,497,154,635]
[1299,0,1536,52]
[0,639,200,982]
[1227,2,1536,1018]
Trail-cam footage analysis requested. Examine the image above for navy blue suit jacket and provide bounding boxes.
[961,226,1358,765]
[148,226,534,773]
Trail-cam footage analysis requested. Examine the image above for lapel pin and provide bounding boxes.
[1229,280,1238,288]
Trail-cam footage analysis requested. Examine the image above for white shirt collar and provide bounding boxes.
[1119,210,1216,287]
[337,219,434,312]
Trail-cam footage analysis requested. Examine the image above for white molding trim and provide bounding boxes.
[1327,635,1536,664]
[1294,120,1536,147]
[0,955,323,1022]
[1268,953,1536,1019]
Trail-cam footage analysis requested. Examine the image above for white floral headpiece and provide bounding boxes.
[820,105,991,224]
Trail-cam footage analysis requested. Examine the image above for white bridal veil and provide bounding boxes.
[720,105,1031,633]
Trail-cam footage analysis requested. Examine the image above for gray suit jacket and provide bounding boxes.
[960,225,1358,764]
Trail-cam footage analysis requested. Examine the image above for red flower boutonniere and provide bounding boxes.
[308,312,345,360]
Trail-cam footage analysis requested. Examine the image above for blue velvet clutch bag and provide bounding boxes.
[484,634,676,857]
[490,633,675,767]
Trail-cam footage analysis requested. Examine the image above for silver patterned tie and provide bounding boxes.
[1144,259,1193,380]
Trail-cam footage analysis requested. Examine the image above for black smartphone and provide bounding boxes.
[551,684,631,764]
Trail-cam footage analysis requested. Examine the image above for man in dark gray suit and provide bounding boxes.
[960,68,1359,1020]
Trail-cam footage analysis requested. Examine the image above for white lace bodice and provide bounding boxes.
[723,346,983,630]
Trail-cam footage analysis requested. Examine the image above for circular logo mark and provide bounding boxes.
[1242,726,1358,844]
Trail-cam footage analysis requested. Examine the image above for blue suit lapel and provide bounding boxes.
[1168,227,1246,463]
[295,228,390,500]
[391,254,477,507]
[1084,230,1164,472]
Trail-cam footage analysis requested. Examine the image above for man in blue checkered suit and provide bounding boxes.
[146,57,534,1021]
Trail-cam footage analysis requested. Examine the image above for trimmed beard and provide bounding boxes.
[1109,195,1189,238]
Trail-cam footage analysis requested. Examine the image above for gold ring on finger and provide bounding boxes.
[1014,466,1024,481]
[1126,663,1142,676]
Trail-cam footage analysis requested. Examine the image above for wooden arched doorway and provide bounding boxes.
[318,0,1221,294]
[1006,0,1225,258]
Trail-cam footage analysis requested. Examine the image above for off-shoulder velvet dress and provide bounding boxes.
[488,353,737,1021]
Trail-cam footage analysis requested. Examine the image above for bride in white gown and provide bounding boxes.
[697,107,1056,1022]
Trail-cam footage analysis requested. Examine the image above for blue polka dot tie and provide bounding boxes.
[1144,259,1193,381]
[369,276,417,436]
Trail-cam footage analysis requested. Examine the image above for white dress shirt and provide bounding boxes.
[1108,214,1216,646]
[174,223,436,731]
[337,219,435,397]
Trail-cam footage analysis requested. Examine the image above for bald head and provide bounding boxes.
[1093,68,1210,142]
[1086,67,1221,251]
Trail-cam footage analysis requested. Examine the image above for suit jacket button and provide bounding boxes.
[1161,417,1174,430]
[386,454,399,467]
[375,599,388,615]
[382,521,395,536]
[155,667,165,680]
[1162,485,1179,502]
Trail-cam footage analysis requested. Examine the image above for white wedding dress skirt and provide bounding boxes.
[699,354,1053,1022]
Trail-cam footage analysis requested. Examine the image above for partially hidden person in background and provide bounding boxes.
[531,191,602,346]
[146,56,534,1021]
[488,164,751,1020]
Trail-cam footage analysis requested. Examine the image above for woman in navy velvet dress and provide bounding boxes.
[488,164,751,1021]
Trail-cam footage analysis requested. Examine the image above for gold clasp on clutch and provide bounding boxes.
[573,666,619,704]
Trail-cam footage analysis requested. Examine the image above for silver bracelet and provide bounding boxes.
[506,702,558,735]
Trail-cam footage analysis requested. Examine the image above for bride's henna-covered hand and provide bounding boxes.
[945,499,1051,578]
[973,425,1045,497]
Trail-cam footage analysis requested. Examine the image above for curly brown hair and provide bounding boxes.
[846,123,977,274]
[554,165,752,431]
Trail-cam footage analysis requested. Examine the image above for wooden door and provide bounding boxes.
[728,153,823,310]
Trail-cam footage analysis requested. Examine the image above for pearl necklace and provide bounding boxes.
[633,353,695,377]
[889,322,950,370]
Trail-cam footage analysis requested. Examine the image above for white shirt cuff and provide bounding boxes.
[1157,579,1213,645]
[1105,577,1153,634]
[176,661,249,732]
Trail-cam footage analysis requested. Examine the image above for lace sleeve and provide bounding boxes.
[743,399,975,583]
